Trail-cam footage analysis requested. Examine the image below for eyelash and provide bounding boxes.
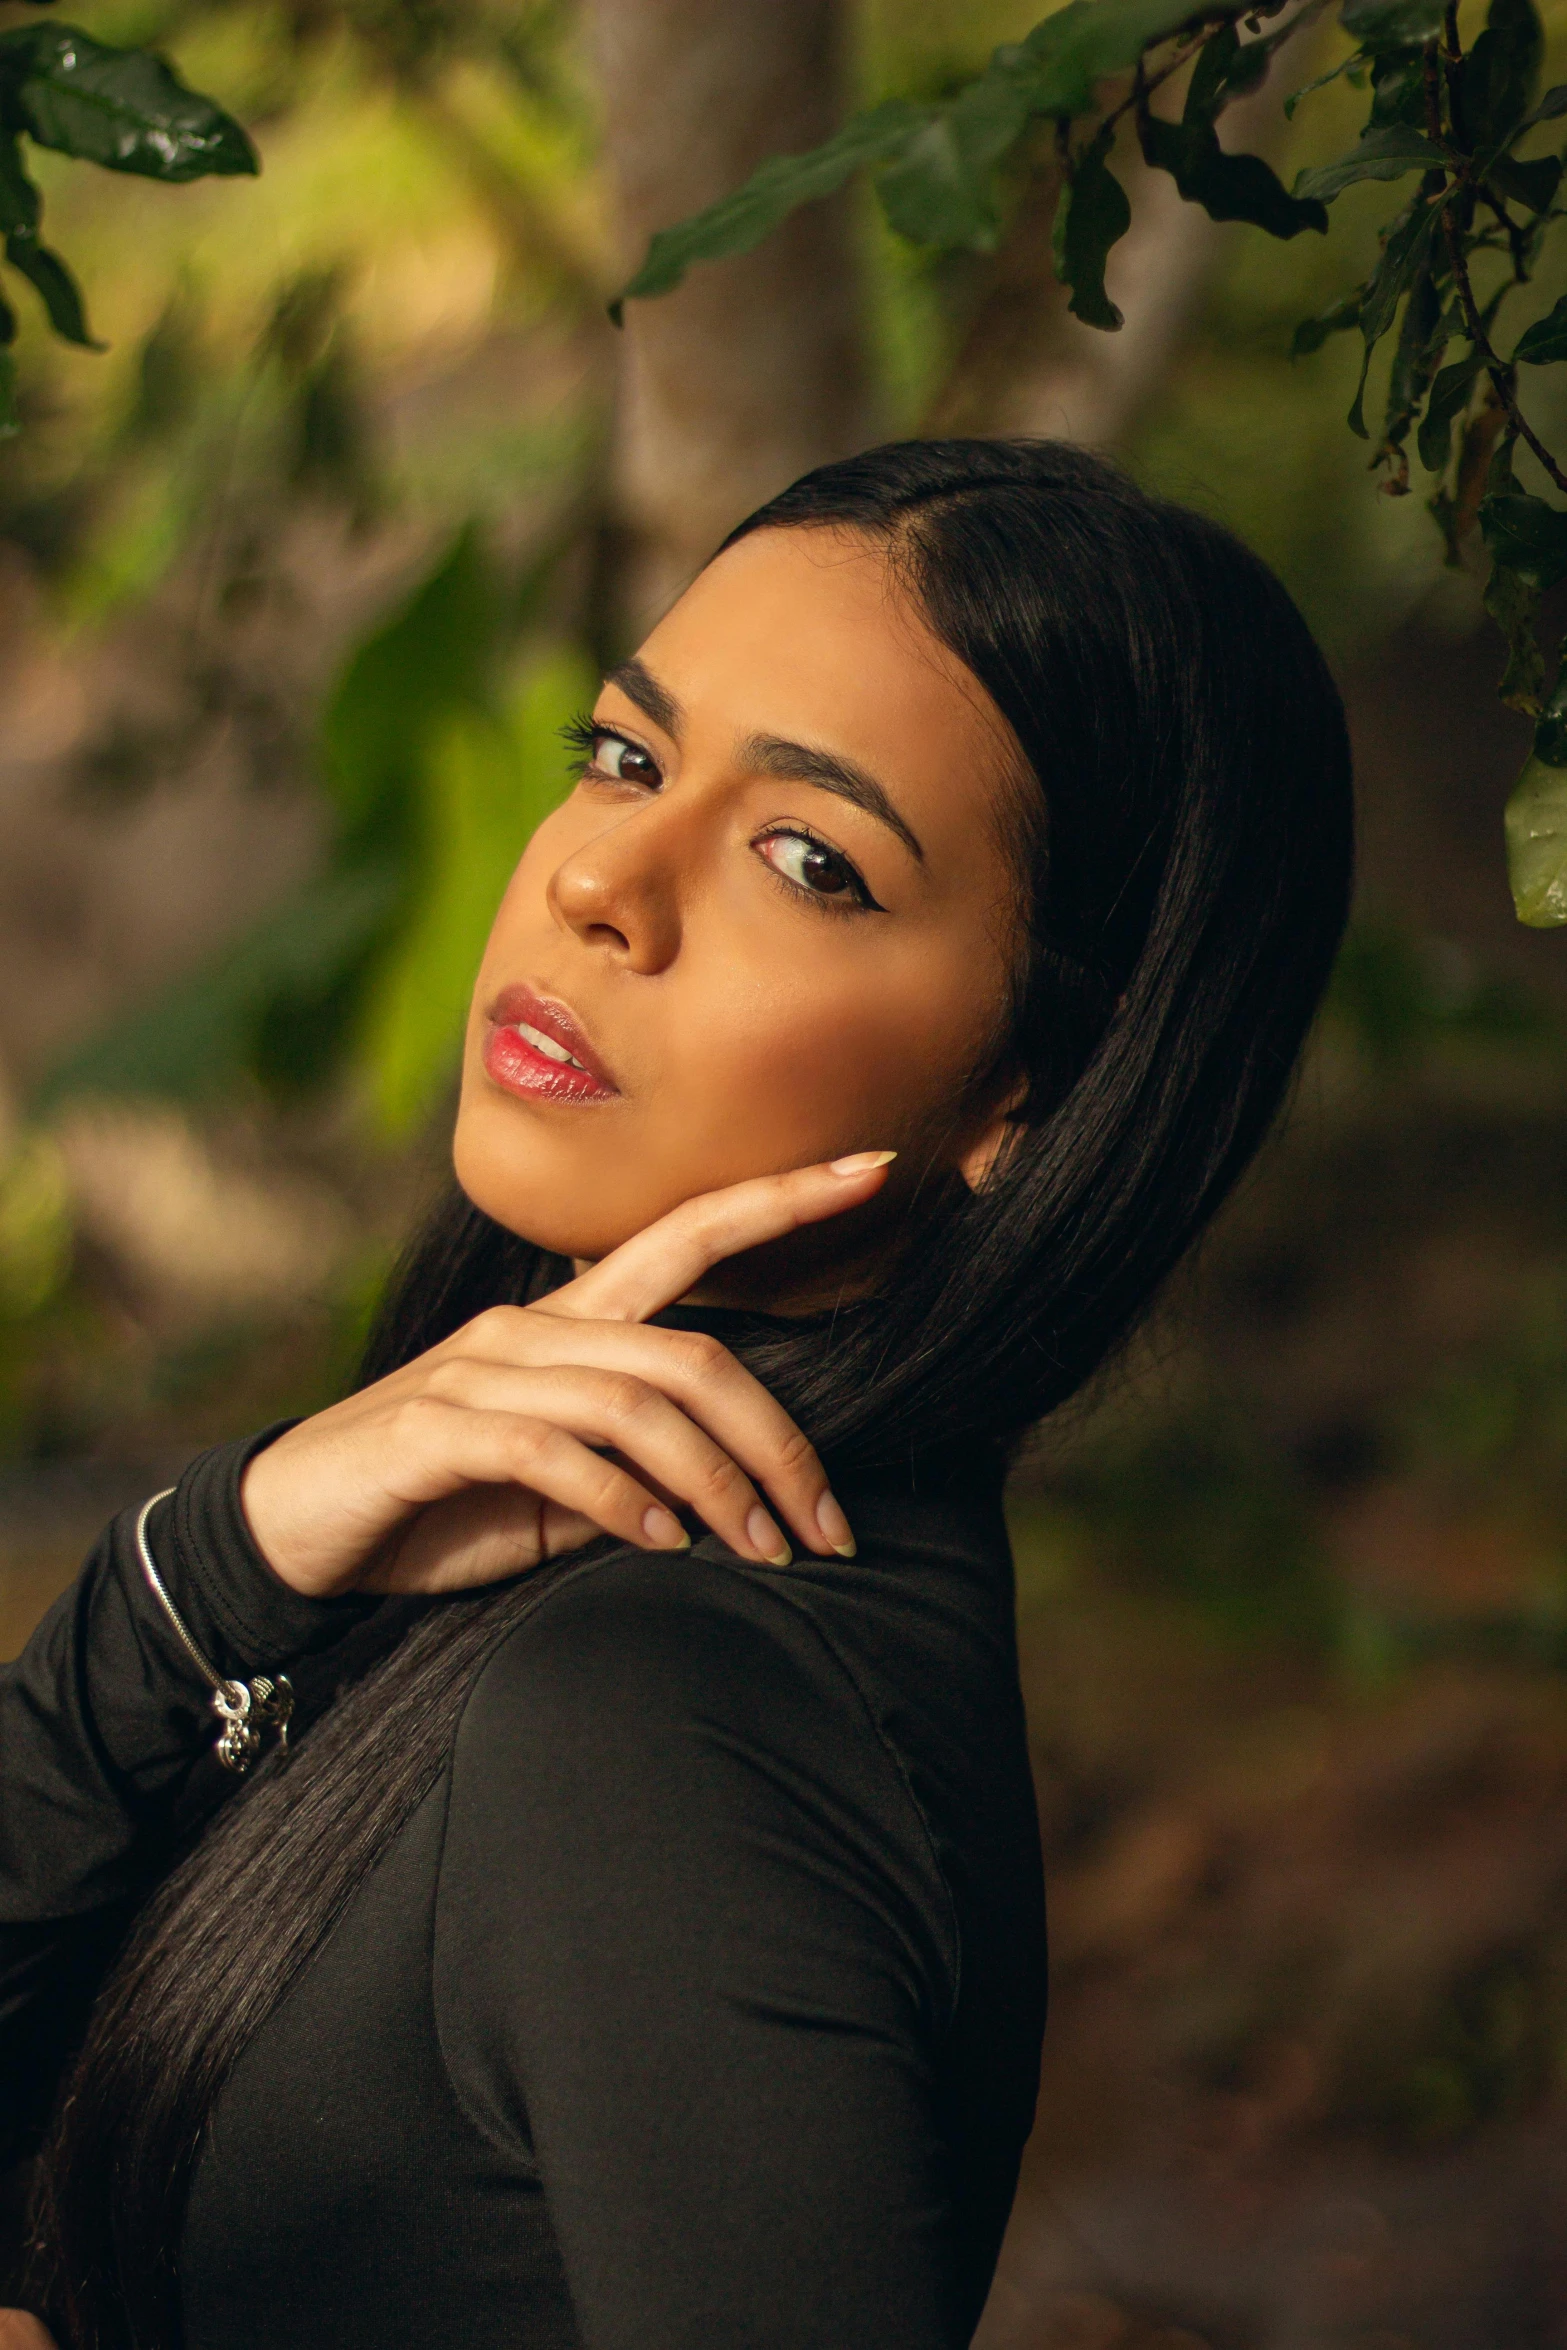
[559,712,880,915]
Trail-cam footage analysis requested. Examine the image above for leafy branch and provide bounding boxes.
[0,0,255,436]
[612,0,1567,932]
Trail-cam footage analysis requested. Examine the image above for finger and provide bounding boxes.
[0,2315,59,2350]
[376,1403,694,1577]
[418,1363,795,1564]
[546,1151,895,1326]
[441,1325,849,1556]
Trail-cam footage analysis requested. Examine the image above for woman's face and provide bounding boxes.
[454,524,1023,1307]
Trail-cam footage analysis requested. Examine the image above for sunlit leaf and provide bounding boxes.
[0,24,257,181]
[1506,746,1567,923]
[1293,124,1444,203]
[1052,124,1131,330]
[356,644,595,1134]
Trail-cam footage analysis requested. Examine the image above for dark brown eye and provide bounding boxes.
[595,731,659,784]
[759,831,860,899]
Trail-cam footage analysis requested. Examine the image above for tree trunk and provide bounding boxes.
[585,0,873,640]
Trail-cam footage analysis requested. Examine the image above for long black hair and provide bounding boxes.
[27,439,1353,2345]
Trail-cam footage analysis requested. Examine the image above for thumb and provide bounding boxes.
[542,1152,895,1325]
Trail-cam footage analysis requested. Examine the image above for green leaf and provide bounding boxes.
[1417,344,1483,469]
[1486,152,1560,209]
[1292,124,1444,203]
[1507,748,1567,924]
[0,24,257,180]
[613,101,924,314]
[1339,0,1446,51]
[1285,49,1364,119]
[1513,292,1567,363]
[33,863,403,1111]
[5,228,96,345]
[1479,489,1567,589]
[1052,124,1131,330]
[1368,48,1429,128]
[1465,0,1543,152]
[1184,23,1274,124]
[356,647,595,1134]
[875,85,1025,248]
[0,132,40,238]
[1380,265,1445,454]
[1017,0,1227,112]
[1484,561,1546,710]
[1292,287,1362,355]
[1140,113,1329,238]
[0,347,15,439]
[1345,195,1444,436]
[1511,78,1567,132]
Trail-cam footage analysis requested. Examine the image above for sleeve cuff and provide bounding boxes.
[153,1425,379,1676]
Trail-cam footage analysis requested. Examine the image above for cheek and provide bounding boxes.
[664,938,999,1157]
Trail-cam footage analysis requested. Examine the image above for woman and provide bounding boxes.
[0,438,1352,2350]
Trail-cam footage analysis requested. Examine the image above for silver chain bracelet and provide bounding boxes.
[135,1489,294,1774]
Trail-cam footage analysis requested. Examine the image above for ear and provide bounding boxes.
[957,1077,1028,1192]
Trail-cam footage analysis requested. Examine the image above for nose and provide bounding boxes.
[547,800,685,973]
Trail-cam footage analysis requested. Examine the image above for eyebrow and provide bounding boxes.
[739,735,925,864]
[604,656,684,739]
[601,657,925,865]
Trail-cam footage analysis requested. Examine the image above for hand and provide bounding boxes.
[241,1153,895,1599]
[0,2312,58,2350]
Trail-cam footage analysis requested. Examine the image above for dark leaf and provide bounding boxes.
[0,24,257,180]
[0,134,40,239]
[1184,23,1275,124]
[5,227,97,345]
[1340,0,1446,50]
[1292,287,1362,354]
[1381,265,1445,457]
[1513,291,1567,362]
[1141,112,1329,237]
[1465,0,1543,151]
[1293,124,1445,202]
[1532,643,1567,759]
[0,287,13,346]
[1479,489,1567,589]
[1052,124,1132,329]
[1485,560,1546,710]
[1368,48,1429,128]
[613,101,922,314]
[1346,194,1445,435]
[1418,344,1484,469]
[1511,78,1567,131]
[0,348,15,440]
[1486,151,1561,208]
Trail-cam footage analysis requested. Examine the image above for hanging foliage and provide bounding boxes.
[616,0,1567,931]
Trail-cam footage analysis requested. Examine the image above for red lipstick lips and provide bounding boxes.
[483,985,619,1106]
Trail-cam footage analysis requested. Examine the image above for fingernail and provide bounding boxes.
[746,1504,792,1566]
[815,1490,856,1558]
[644,1506,690,1550]
[829,1149,897,1176]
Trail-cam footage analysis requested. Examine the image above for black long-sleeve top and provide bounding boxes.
[0,1320,1048,2349]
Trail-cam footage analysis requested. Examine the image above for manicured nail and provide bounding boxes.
[746,1504,792,1566]
[644,1506,690,1550]
[815,1490,856,1559]
[829,1149,897,1176]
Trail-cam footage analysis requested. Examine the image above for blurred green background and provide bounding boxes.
[5,1,1567,2341]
